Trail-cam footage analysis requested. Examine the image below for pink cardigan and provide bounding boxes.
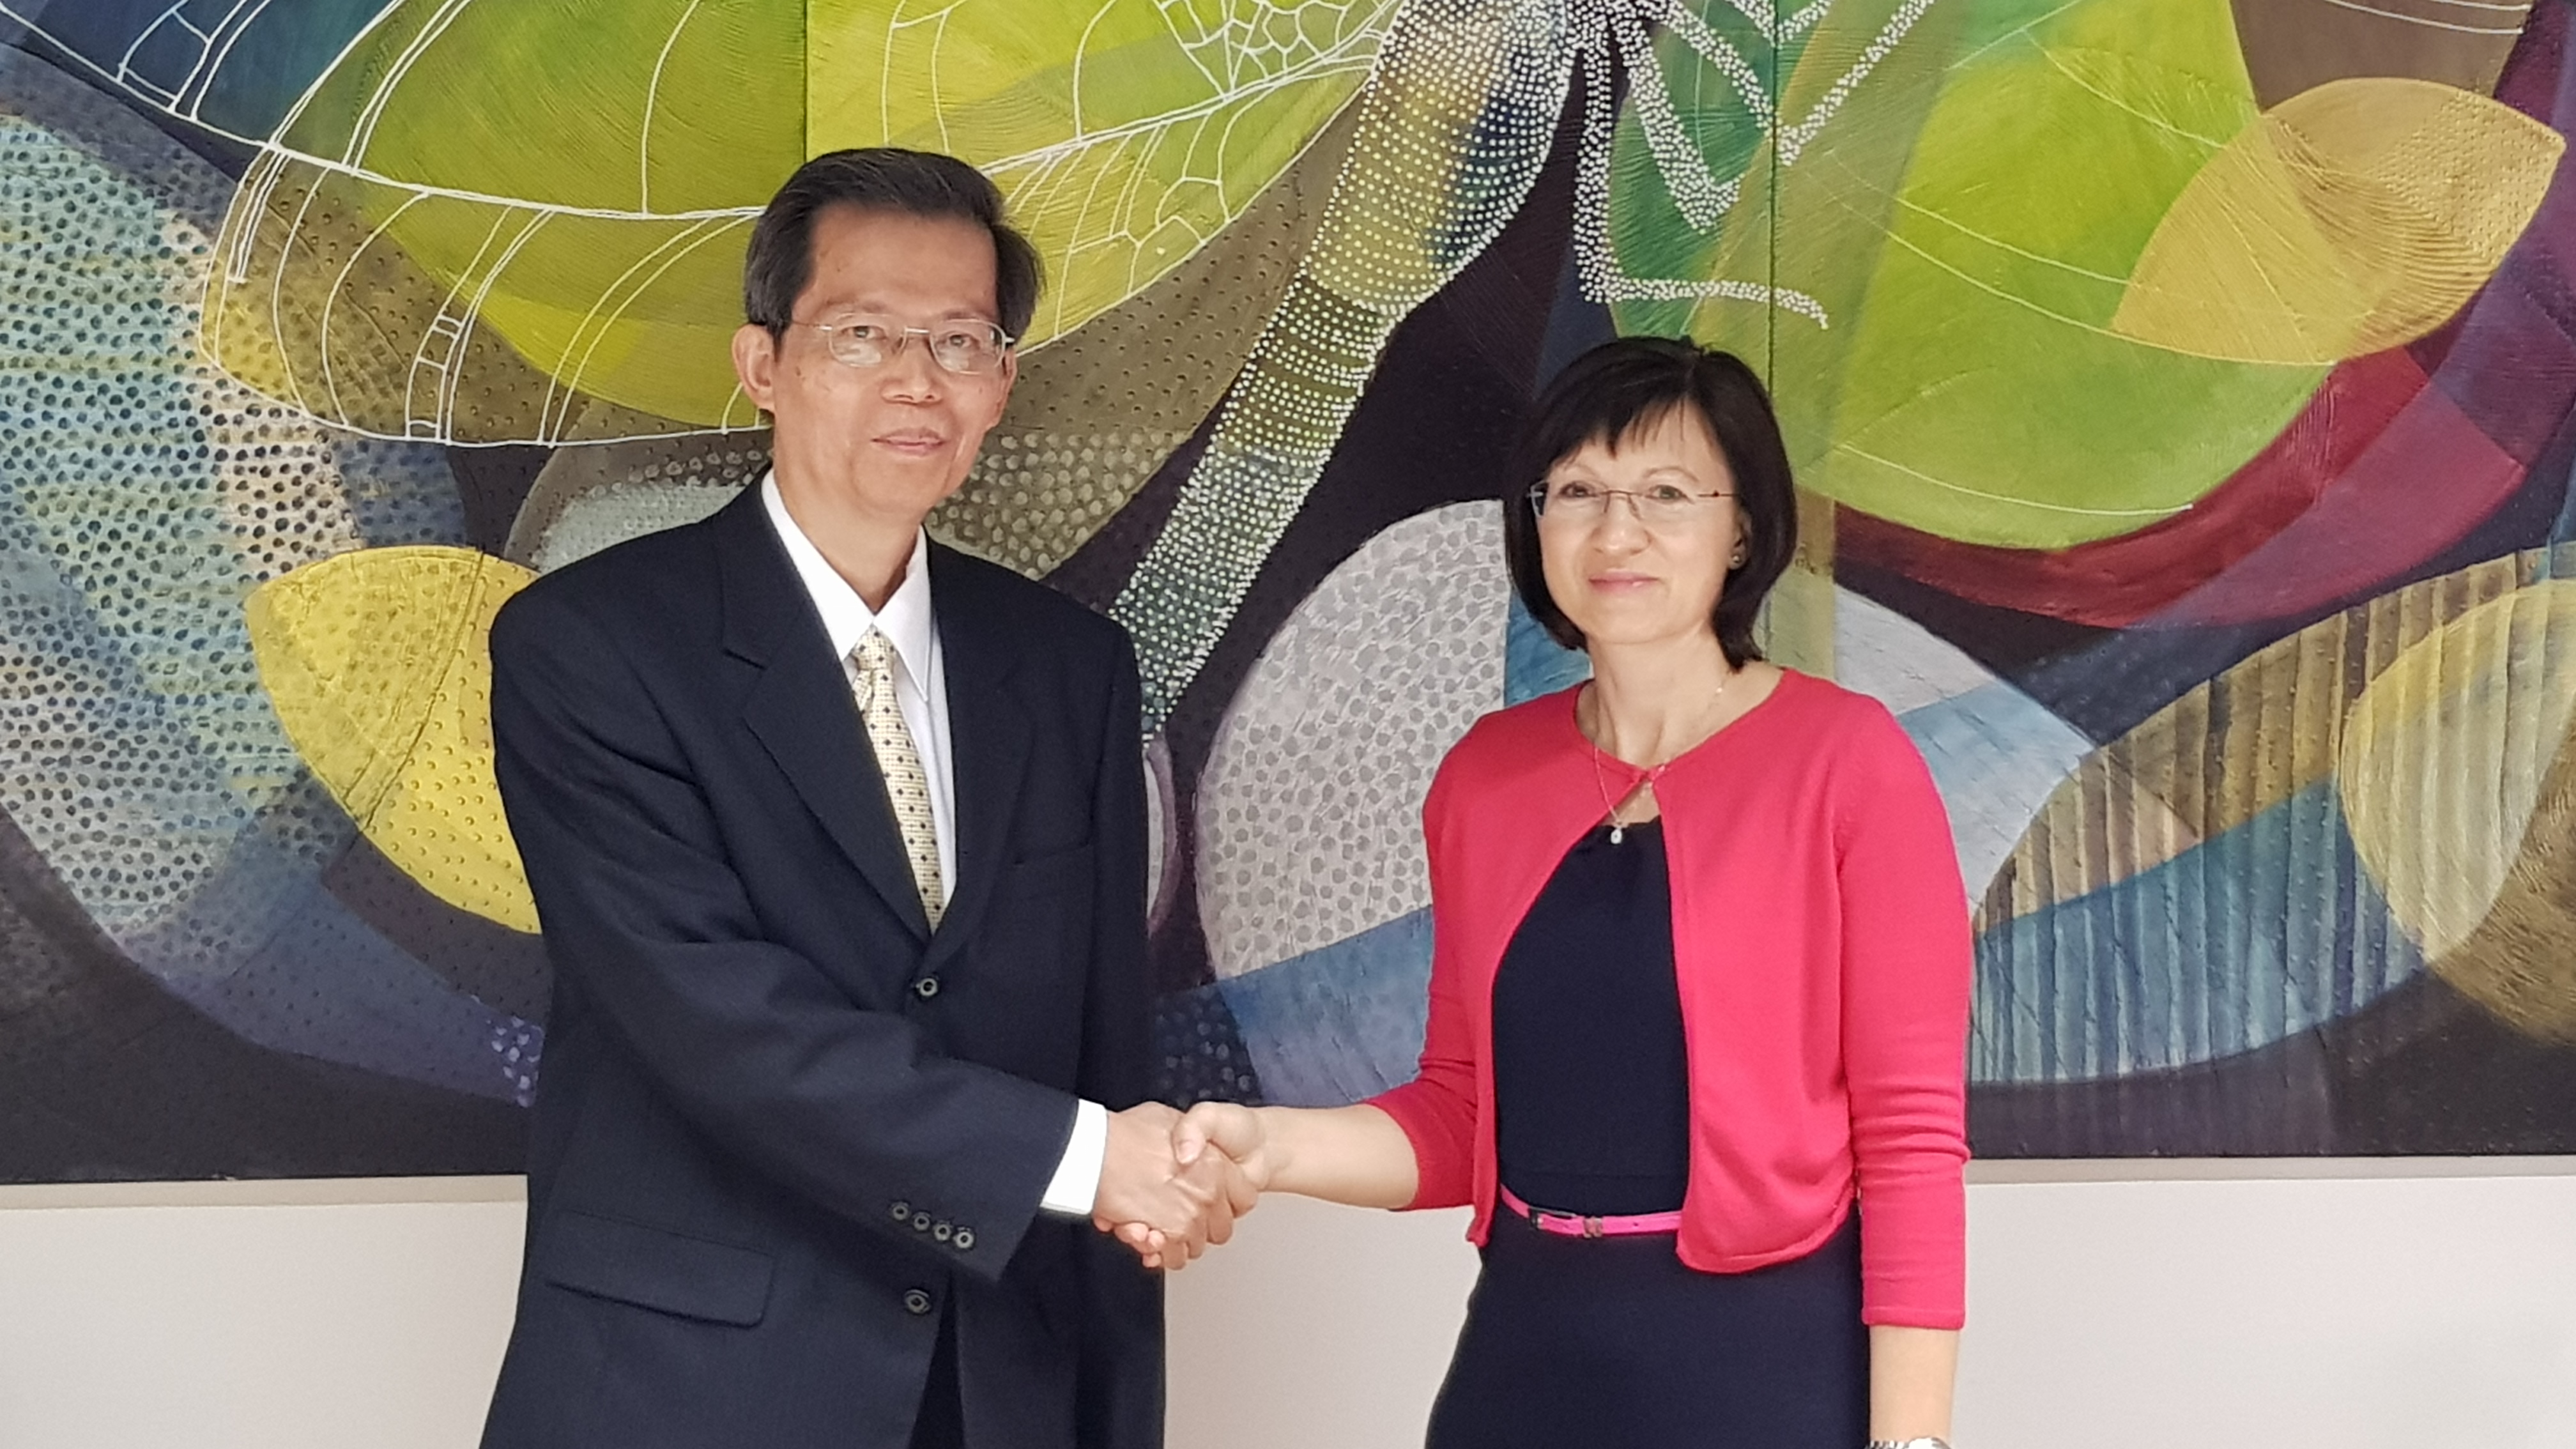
[1368,670,1972,1328]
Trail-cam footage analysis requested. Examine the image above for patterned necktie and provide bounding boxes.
[848,629,944,928]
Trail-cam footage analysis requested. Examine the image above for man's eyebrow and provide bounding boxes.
[811,300,1000,321]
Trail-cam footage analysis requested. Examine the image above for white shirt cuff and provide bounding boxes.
[1039,1098,1109,1216]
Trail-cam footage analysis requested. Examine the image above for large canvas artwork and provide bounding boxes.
[3,0,2572,1181]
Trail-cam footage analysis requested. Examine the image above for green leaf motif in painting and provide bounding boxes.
[1659,0,2327,549]
[810,0,1400,343]
[1602,0,1810,346]
[207,0,1398,442]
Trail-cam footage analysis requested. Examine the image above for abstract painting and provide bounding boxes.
[3,0,2571,1179]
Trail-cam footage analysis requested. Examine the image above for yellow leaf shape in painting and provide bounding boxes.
[2432,730,2576,1043]
[2113,77,2564,365]
[247,547,538,933]
[2338,579,2576,967]
[1979,548,2561,935]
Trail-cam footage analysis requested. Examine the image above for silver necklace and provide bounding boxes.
[1585,670,1734,845]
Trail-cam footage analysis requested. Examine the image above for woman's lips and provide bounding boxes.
[1590,571,1657,591]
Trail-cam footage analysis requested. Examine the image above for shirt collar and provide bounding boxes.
[759,472,935,682]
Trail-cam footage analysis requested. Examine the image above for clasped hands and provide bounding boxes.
[1089,1101,1267,1271]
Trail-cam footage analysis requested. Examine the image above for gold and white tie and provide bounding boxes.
[848,629,944,928]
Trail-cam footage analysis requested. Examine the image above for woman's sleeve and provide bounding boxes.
[1837,705,1974,1328]
[1366,763,1480,1209]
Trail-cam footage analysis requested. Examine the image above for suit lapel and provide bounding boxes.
[918,547,1032,974]
[714,490,933,942]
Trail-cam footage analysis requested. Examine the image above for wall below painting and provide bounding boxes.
[1,1166,2570,1449]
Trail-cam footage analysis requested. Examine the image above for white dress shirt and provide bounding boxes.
[762,475,1108,1216]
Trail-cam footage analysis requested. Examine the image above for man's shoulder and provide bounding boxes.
[493,512,724,656]
[930,544,1130,661]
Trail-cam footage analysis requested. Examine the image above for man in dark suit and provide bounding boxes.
[479,149,1242,1449]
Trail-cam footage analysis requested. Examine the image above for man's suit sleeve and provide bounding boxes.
[489,589,1075,1280]
[1068,628,1165,1449]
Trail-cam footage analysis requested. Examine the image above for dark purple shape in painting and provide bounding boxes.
[0,807,524,1183]
[2149,3,2576,625]
[446,445,556,557]
[2425,0,2576,463]
[1974,973,2576,1156]
[323,837,551,1025]
[2150,367,2528,626]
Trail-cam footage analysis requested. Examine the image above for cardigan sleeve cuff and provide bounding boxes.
[1860,1299,1967,1331]
[1365,1084,1475,1210]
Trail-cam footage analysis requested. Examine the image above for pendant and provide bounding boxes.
[1609,824,1625,845]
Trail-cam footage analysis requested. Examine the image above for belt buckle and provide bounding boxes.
[1530,1204,1609,1239]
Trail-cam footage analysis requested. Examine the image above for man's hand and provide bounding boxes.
[1108,1102,1272,1270]
[1089,1103,1256,1269]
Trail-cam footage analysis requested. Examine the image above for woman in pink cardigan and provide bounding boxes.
[1140,336,1971,1447]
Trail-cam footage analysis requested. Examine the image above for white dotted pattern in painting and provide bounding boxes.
[1195,502,1509,979]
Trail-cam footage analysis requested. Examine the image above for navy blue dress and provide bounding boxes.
[1423,820,1869,1449]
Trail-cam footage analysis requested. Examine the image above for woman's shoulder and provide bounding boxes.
[1762,668,1910,750]
[1706,671,1932,815]
[1422,689,1581,811]
[1758,671,1949,838]
[1434,687,1581,781]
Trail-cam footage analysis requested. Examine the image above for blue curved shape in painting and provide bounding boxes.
[1216,910,1435,1108]
[1,0,390,142]
[1972,781,2426,1086]
[1505,591,1590,707]
[2553,450,2576,551]
[1896,681,2094,903]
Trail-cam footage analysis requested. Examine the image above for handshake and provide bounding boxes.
[1089,1101,1268,1271]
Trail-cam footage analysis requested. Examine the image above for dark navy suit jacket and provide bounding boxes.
[479,486,1160,1448]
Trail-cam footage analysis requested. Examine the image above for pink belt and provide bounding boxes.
[1498,1184,1683,1239]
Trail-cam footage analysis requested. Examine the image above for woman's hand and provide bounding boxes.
[1108,1103,1271,1271]
[1108,1101,1423,1266]
[1174,1101,1275,1192]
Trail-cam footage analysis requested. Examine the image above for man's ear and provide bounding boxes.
[984,348,1018,429]
[732,323,779,411]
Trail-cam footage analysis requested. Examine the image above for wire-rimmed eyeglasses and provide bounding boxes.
[789,316,1016,375]
[1528,479,1733,528]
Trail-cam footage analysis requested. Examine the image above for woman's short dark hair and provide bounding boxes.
[742,148,1043,342]
[1502,336,1798,668]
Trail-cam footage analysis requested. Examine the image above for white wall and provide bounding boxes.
[2,1164,2571,1449]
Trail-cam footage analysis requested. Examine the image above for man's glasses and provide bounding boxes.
[790,316,1015,375]
[1528,479,1733,528]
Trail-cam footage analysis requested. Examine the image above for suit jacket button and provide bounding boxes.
[912,1211,933,1232]
[902,1289,933,1317]
[953,1229,975,1252]
[912,976,941,1000]
[891,1200,912,1222]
